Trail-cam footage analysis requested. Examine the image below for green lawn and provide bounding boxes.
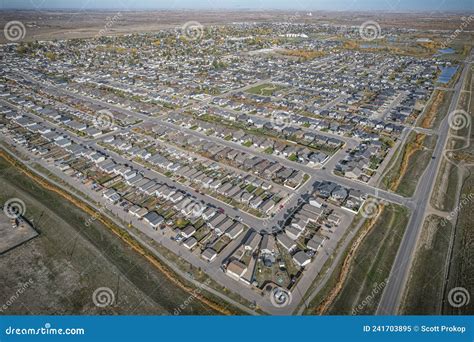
[246,83,286,96]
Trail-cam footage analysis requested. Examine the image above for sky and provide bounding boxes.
[0,0,472,12]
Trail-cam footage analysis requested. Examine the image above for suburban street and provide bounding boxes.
[1,18,469,319]
[376,49,473,314]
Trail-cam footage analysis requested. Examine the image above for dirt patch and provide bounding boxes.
[313,203,384,314]
[389,133,425,191]
[0,151,227,314]
[421,91,445,128]
[401,215,452,314]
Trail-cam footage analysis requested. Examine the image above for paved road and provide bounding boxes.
[0,143,258,315]
[376,50,473,314]
[205,102,357,145]
[8,64,444,315]
[17,71,410,206]
[296,217,366,314]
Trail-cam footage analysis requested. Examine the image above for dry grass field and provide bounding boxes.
[0,10,470,43]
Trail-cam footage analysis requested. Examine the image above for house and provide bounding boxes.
[309,197,323,208]
[277,233,297,252]
[217,182,233,195]
[291,217,307,231]
[183,237,197,249]
[239,191,253,204]
[55,138,72,148]
[285,170,305,189]
[259,199,275,215]
[169,191,184,203]
[208,179,221,190]
[138,179,156,192]
[300,204,324,222]
[293,251,311,267]
[201,248,217,262]
[123,170,137,181]
[143,211,164,229]
[250,196,263,209]
[103,189,120,202]
[181,201,205,218]
[215,218,234,236]
[327,213,341,225]
[308,152,328,166]
[208,213,227,230]
[181,225,196,239]
[225,223,245,240]
[345,167,362,179]
[307,235,326,251]
[318,182,336,198]
[126,174,143,186]
[128,205,148,218]
[85,127,101,137]
[202,207,216,221]
[243,231,261,252]
[286,225,304,240]
[226,260,248,279]
[260,234,275,255]
[331,186,348,202]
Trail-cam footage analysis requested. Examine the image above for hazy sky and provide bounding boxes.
[1,0,472,12]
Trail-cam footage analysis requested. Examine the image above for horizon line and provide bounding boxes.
[0,8,473,13]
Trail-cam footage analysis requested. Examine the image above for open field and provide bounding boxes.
[400,215,452,314]
[246,83,286,96]
[0,155,220,315]
[0,214,38,255]
[425,60,473,315]
[326,204,409,314]
[419,90,454,130]
[303,203,409,315]
[0,10,471,43]
[440,87,474,315]
[443,166,474,315]
[430,138,462,212]
[381,132,437,197]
